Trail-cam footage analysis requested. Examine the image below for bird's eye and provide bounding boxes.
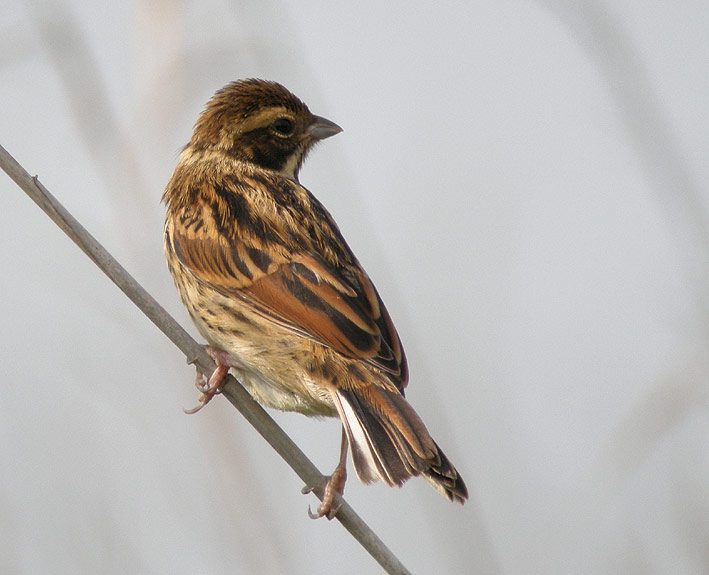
[272,118,294,136]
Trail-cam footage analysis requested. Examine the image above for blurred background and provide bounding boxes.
[2,1,708,573]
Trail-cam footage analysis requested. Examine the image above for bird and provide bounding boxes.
[162,78,468,518]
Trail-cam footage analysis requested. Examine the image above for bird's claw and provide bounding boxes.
[307,501,341,520]
[183,393,212,415]
[302,468,346,520]
[183,360,228,415]
[195,370,221,394]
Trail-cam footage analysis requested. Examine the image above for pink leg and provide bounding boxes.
[184,347,242,414]
[302,427,348,520]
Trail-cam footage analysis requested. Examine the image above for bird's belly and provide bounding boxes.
[233,365,336,417]
[167,260,338,416]
[186,295,337,417]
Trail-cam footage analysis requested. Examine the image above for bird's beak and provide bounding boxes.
[308,115,343,140]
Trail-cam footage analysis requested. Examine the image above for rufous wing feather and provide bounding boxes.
[171,222,407,380]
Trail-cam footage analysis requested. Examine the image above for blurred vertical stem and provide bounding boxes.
[539,0,709,326]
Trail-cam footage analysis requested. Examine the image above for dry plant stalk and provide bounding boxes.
[0,143,413,575]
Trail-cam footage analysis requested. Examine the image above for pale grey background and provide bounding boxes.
[2,1,708,574]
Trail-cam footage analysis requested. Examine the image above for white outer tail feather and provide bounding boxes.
[332,390,382,484]
[331,388,469,504]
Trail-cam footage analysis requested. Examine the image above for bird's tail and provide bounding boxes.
[332,386,468,504]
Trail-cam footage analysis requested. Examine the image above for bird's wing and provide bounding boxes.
[169,211,407,384]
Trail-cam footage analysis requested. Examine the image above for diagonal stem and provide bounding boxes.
[0,143,412,575]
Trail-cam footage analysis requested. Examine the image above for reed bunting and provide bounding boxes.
[163,79,467,518]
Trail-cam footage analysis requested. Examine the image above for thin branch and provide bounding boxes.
[0,143,412,575]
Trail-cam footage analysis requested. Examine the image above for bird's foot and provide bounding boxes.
[302,462,347,520]
[184,347,241,414]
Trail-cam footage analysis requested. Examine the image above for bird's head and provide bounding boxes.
[189,78,342,181]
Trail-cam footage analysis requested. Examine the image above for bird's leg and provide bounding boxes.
[184,346,242,414]
[303,427,348,520]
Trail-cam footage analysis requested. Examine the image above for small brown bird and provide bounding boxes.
[163,78,467,518]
